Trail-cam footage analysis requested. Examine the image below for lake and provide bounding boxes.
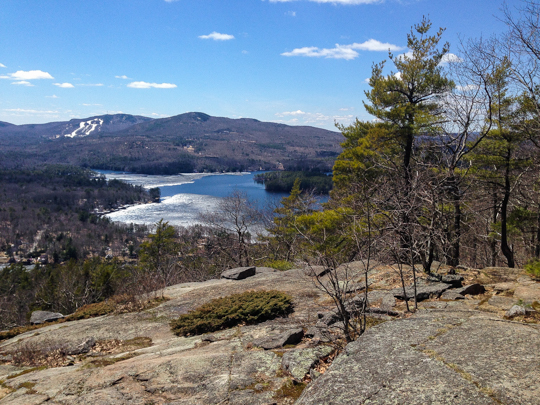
[100,171,290,228]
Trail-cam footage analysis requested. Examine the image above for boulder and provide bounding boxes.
[29,310,64,325]
[297,308,540,405]
[427,274,464,288]
[380,293,397,309]
[393,282,451,302]
[365,307,400,317]
[338,280,367,293]
[440,290,465,301]
[252,328,304,350]
[316,312,340,328]
[456,284,486,296]
[304,326,331,343]
[220,266,256,280]
[505,305,527,318]
[304,266,330,278]
[67,337,96,355]
[281,346,334,381]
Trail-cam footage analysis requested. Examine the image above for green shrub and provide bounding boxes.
[263,260,294,271]
[65,300,116,321]
[525,259,540,279]
[170,290,293,336]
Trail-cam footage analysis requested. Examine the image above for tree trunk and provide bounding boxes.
[491,189,498,267]
[534,210,540,259]
[500,153,515,268]
[450,175,462,267]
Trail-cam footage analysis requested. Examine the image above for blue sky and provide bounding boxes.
[0,0,509,130]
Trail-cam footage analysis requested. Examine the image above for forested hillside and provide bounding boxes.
[0,113,341,174]
[0,165,152,262]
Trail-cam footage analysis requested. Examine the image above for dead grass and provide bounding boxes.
[10,340,69,368]
[0,296,168,342]
[308,348,338,380]
[83,354,137,369]
[2,336,152,370]
[91,337,152,355]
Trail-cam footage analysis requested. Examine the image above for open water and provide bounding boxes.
[100,171,289,228]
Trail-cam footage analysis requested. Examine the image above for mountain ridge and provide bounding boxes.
[0,112,343,174]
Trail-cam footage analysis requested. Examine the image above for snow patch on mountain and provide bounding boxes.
[64,118,104,138]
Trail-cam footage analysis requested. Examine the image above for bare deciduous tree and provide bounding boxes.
[199,190,264,268]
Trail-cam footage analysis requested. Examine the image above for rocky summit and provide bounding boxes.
[0,264,539,404]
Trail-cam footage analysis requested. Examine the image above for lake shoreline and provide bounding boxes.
[100,171,285,228]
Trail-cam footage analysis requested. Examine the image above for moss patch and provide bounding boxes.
[170,290,293,337]
[6,366,47,379]
[83,353,137,369]
[273,378,306,401]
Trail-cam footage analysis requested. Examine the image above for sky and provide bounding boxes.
[0,0,511,131]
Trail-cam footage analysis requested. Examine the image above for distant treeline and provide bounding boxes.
[0,165,151,262]
[254,171,332,194]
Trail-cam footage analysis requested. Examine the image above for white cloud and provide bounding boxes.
[286,11,297,16]
[282,39,403,60]
[11,81,34,86]
[54,82,75,88]
[127,81,177,89]
[79,83,104,87]
[0,63,6,68]
[242,50,249,54]
[395,51,462,66]
[9,70,54,80]
[282,46,358,60]
[456,84,480,92]
[151,113,168,117]
[274,109,355,128]
[276,110,306,116]
[115,75,131,79]
[349,39,402,52]
[439,53,463,66]
[46,95,59,98]
[199,32,235,41]
[82,103,102,106]
[395,51,414,61]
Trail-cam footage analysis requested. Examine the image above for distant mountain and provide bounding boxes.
[0,114,152,139]
[0,112,343,174]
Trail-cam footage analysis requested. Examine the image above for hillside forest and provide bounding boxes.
[3,4,540,335]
